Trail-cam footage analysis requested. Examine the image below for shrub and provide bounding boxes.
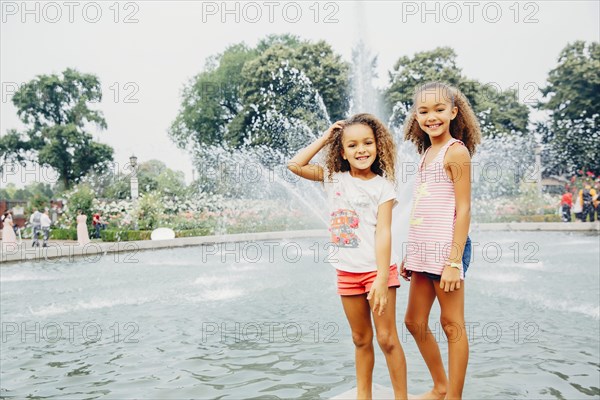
[49,229,78,240]
[175,228,213,238]
[100,230,152,242]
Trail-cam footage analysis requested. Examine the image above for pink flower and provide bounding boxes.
[335,192,341,196]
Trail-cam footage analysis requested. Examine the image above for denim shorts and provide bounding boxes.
[421,236,472,281]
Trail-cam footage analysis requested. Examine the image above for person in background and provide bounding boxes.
[594,180,600,222]
[40,209,52,247]
[560,189,573,222]
[50,201,59,225]
[1,210,18,252]
[29,208,42,247]
[92,213,104,239]
[572,193,583,222]
[578,182,597,222]
[76,209,90,246]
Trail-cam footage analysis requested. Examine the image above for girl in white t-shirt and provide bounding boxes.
[288,113,407,399]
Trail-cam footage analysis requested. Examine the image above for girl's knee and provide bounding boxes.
[351,330,373,348]
[376,330,398,354]
[440,315,465,339]
[404,317,426,336]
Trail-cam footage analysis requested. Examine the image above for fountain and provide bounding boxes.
[1,15,598,400]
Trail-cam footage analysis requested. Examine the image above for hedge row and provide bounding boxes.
[174,227,213,238]
[100,228,213,242]
[49,229,78,240]
[100,230,152,242]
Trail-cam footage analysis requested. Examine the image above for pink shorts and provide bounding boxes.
[336,264,400,296]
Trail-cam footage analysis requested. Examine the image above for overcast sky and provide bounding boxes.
[1,0,598,187]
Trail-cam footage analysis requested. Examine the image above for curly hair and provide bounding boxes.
[324,113,396,183]
[403,82,482,156]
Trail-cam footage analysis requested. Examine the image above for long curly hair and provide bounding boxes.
[325,113,396,183]
[403,82,481,156]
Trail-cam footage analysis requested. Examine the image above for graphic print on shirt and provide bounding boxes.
[329,190,366,248]
[330,209,360,247]
[409,182,429,225]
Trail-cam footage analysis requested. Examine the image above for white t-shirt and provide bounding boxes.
[323,171,398,273]
[40,213,52,228]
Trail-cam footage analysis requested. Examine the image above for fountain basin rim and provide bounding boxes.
[0,229,328,265]
[1,222,597,264]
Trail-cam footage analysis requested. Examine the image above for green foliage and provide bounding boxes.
[99,228,213,241]
[0,182,55,202]
[170,43,257,149]
[50,229,78,240]
[386,47,462,111]
[81,167,130,200]
[175,228,213,238]
[538,41,600,176]
[60,183,95,229]
[136,160,187,196]
[0,68,114,188]
[135,192,164,230]
[385,47,529,136]
[100,230,152,242]
[80,159,188,200]
[169,35,350,153]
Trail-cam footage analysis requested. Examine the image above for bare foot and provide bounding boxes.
[410,388,446,400]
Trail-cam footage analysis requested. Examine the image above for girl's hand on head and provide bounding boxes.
[399,259,411,281]
[440,265,461,292]
[323,120,345,141]
[367,277,388,316]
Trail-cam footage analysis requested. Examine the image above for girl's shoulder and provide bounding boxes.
[323,169,346,184]
[445,139,470,160]
[367,175,397,198]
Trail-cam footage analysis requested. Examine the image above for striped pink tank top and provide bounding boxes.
[405,138,464,277]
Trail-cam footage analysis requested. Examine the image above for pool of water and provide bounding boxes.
[1,230,599,399]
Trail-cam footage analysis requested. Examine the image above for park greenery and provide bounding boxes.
[537,41,599,176]
[1,36,598,239]
[0,68,113,189]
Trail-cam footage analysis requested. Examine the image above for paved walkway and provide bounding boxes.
[1,222,598,264]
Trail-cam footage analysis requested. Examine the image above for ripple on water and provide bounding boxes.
[1,234,598,399]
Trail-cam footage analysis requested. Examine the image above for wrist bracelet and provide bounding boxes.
[446,261,462,270]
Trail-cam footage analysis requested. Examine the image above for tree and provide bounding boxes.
[169,43,258,149]
[136,160,187,196]
[538,41,599,176]
[385,47,529,137]
[228,43,335,154]
[169,35,350,153]
[0,182,54,202]
[0,68,114,189]
[81,159,188,200]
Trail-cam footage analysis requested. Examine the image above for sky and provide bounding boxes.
[1,0,599,188]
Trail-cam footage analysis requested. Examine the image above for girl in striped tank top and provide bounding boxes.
[399,82,481,399]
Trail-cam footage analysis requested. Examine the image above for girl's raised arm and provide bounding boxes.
[287,120,344,182]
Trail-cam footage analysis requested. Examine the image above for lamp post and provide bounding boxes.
[129,154,139,230]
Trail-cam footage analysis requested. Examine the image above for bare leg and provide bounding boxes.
[434,282,468,400]
[370,288,408,399]
[404,273,447,399]
[341,294,374,399]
